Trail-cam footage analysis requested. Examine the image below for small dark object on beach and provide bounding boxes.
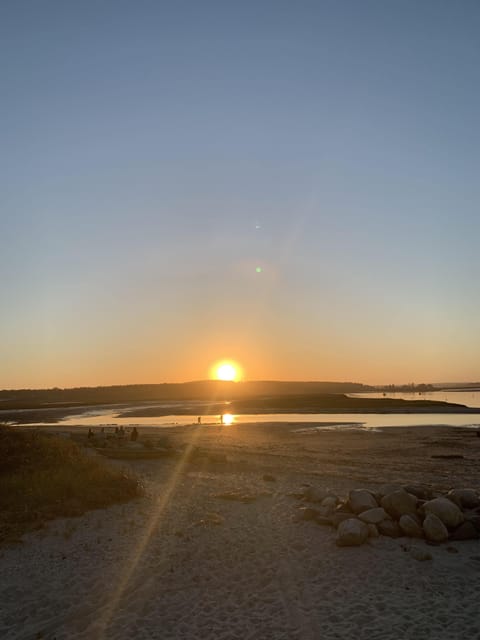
[431,454,464,459]
[263,474,276,482]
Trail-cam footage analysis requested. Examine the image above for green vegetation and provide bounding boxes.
[0,426,143,543]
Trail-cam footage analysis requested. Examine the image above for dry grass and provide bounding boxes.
[0,426,143,543]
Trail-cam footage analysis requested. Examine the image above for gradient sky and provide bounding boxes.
[1,1,479,388]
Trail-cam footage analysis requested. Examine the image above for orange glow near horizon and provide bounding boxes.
[211,360,242,381]
[222,413,234,425]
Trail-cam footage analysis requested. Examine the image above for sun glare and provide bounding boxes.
[222,413,234,425]
[212,361,241,381]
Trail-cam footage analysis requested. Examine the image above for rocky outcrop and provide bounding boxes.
[293,483,480,550]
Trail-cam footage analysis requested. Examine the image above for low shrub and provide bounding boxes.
[0,426,143,542]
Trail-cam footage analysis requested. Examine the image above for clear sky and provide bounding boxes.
[1,1,479,388]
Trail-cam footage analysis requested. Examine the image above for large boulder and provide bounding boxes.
[446,489,480,510]
[423,513,449,543]
[381,489,417,520]
[377,483,403,498]
[367,524,379,538]
[423,497,464,529]
[399,514,424,538]
[348,489,378,514]
[359,507,390,525]
[450,521,480,541]
[331,512,353,528]
[336,518,369,547]
[320,496,338,515]
[403,484,434,500]
[464,514,480,532]
[378,519,401,538]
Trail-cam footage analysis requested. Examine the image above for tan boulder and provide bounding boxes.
[399,514,424,538]
[331,512,353,528]
[336,518,369,547]
[378,519,401,538]
[348,489,378,514]
[423,513,449,542]
[359,507,390,525]
[423,497,464,529]
[446,489,480,509]
[381,489,417,520]
[450,521,480,541]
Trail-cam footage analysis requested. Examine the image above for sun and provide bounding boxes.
[216,363,237,381]
[211,360,242,381]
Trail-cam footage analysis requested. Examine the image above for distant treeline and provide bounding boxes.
[374,384,436,392]
[0,380,373,411]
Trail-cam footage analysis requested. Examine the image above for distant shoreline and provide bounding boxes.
[2,393,480,425]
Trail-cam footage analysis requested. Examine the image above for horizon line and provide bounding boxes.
[1,379,479,394]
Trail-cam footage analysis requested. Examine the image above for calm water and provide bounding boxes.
[26,411,480,432]
[10,390,480,431]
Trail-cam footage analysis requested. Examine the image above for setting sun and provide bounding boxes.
[211,361,242,381]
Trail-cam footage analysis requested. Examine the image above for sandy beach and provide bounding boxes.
[2,422,480,639]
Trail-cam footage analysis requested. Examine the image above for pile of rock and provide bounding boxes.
[295,485,480,547]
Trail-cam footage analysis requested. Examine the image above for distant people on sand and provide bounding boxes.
[197,416,202,424]
[87,428,94,439]
[130,427,138,441]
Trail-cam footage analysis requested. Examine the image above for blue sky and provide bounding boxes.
[1,1,479,387]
